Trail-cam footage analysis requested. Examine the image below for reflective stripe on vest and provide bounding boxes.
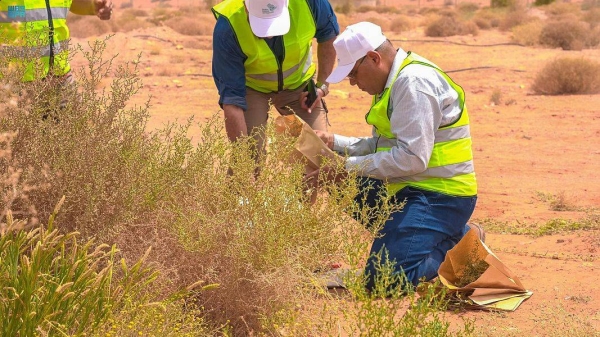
[0,0,72,81]
[365,52,477,197]
[212,0,316,93]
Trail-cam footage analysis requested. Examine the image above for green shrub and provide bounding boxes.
[0,211,209,336]
[532,57,600,95]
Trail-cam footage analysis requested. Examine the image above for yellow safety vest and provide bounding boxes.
[365,52,477,197]
[0,0,71,81]
[212,0,316,93]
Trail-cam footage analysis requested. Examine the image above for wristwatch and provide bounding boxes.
[316,81,329,97]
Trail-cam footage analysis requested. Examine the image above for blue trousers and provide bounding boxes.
[353,178,477,290]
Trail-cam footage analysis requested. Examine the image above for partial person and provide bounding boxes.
[306,22,483,291]
[1,0,113,82]
[1,0,113,118]
[211,0,339,159]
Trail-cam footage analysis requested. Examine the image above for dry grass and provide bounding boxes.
[389,14,417,33]
[532,57,600,95]
[511,19,544,45]
[539,18,593,50]
[425,12,479,37]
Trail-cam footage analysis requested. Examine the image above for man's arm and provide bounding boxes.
[70,0,113,20]
[315,37,336,87]
[222,104,247,142]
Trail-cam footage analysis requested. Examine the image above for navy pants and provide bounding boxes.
[353,178,477,290]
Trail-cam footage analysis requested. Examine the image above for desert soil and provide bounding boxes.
[71,1,600,335]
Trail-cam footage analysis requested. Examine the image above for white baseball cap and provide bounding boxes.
[326,22,387,83]
[247,0,290,38]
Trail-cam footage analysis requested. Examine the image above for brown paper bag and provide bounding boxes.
[274,114,337,171]
[433,229,533,311]
[274,114,338,203]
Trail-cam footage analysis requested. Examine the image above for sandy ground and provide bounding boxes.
[71,2,600,334]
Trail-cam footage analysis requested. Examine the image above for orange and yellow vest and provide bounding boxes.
[366,52,477,197]
[212,0,316,93]
[1,0,71,81]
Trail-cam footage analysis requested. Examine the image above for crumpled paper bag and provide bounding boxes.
[274,114,336,170]
[433,228,533,311]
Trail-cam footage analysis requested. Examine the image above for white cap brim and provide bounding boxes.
[326,62,355,84]
[249,7,290,38]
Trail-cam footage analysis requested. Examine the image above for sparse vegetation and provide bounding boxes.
[490,88,503,105]
[477,208,600,236]
[511,20,544,45]
[532,57,600,95]
[425,12,479,37]
[539,18,595,50]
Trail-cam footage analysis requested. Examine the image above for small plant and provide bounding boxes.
[455,244,489,288]
[490,88,503,105]
[532,57,600,95]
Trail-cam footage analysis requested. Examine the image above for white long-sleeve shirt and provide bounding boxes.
[333,49,463,181]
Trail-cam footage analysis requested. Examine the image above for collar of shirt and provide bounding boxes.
[378,48,408,100]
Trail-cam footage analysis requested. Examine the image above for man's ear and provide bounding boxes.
[366,50,380,65]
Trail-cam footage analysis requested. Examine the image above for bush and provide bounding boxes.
[458,1,480,15]
[541,1,581,16]
[473,8,503,28]
[539,19,591,50]
[425,14,479,37]
[511,20,544,45]
[532,58,600,95]
[499,7,532,31]
[0,214,209,336]
[583,7,600,28]
[491,0,517,8]
[390,14,416,33]
[534,0,555,6]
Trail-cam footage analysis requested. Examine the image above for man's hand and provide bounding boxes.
[95,0,113,20]
[314,130,334,149]
[299,88,325,113]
